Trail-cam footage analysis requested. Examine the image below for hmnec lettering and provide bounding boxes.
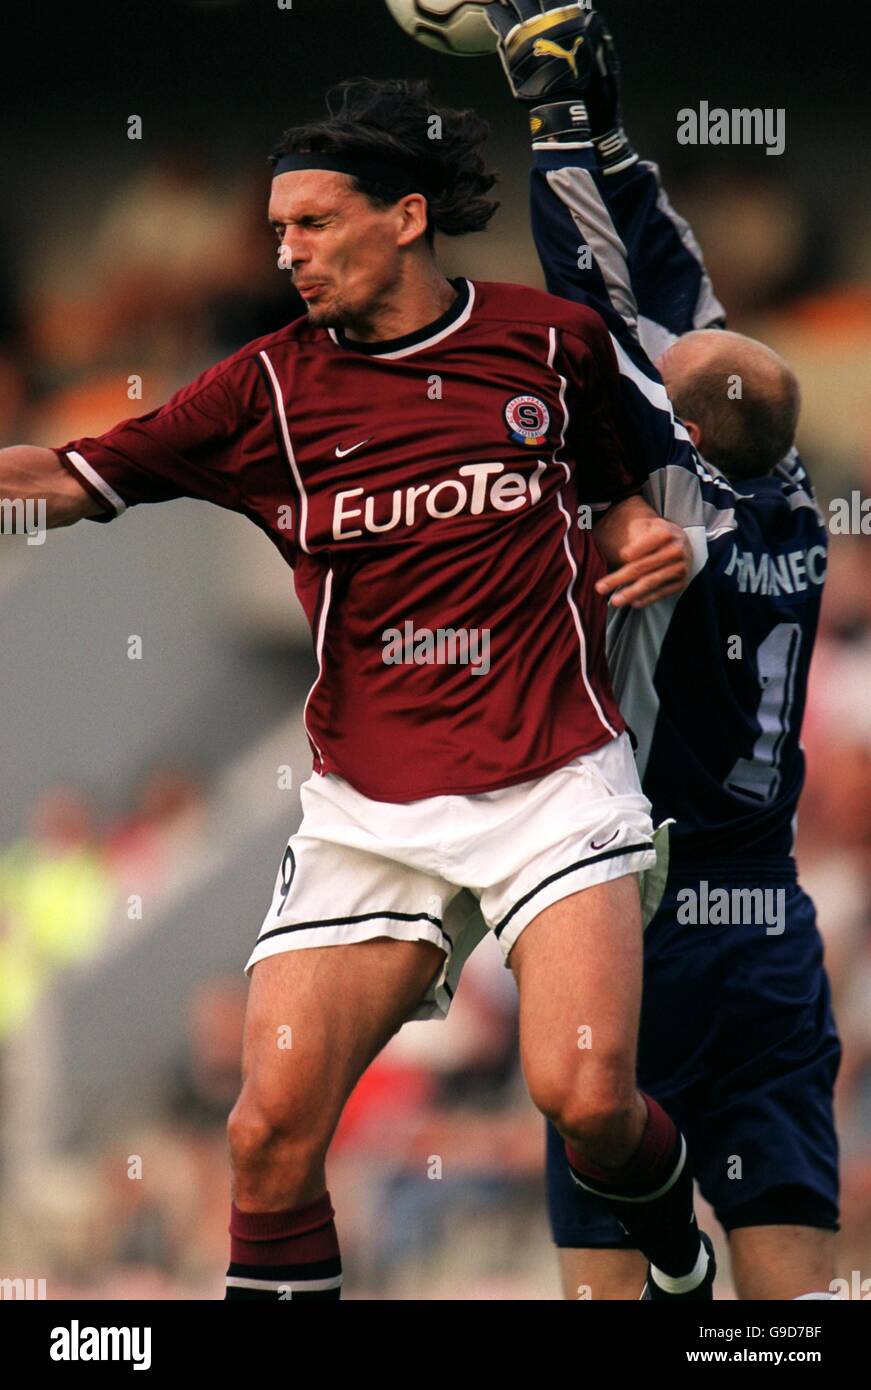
[50,1321,151,1371]
[724,543,826,596]
[333,461,547,540]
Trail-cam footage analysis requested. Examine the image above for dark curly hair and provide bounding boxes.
[269,77,499,244]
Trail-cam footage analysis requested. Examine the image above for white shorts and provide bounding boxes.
[245,731,657,1022]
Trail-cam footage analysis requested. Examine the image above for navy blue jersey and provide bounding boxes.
[530,149,826,870]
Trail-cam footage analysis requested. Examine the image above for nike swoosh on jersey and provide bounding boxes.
[335,440,371,458]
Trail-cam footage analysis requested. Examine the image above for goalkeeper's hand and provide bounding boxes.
[484,2,636,169]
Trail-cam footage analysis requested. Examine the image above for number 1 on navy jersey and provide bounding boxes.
[725,622,803,803]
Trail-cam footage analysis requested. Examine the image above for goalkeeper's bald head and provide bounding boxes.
[658,330,801,481]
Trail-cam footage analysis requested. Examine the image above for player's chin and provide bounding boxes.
[301,302,333,328]
[306,305,349,332]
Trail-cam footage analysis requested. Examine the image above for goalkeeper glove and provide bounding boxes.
[484,2,637,172]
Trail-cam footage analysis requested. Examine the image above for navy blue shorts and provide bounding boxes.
[547,875,842,1246]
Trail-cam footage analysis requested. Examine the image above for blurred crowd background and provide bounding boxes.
[0,0,869,1299]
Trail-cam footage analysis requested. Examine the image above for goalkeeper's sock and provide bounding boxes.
[565,1094,707,1289]
[225,1192,342,1300]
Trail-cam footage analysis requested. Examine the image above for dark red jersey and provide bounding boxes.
[54,277,645,801]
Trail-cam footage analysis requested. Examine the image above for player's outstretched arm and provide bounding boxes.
[0,445,105,528]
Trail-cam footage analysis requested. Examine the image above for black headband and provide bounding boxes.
[271,152,438,198]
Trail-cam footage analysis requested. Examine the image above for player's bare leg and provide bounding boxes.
[558,1247,646,1301]
[511,874,714,1299]
[225,937,444,1298]
[730,1226,837,1300]
[512,876,646,1164]
[554,1222,836,1300]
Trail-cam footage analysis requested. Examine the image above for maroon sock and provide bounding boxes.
[565,1095,703,1279]
[225,1192,342,1300]
[565,1093,680,1195]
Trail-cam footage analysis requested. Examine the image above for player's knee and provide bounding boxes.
[227,1092,325,1173]
[529,1054,636,1145]
[554,1092,637,1150]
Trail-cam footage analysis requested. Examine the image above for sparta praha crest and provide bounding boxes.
[505,394,551,447]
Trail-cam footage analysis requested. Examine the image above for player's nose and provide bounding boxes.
[277,235,307,272]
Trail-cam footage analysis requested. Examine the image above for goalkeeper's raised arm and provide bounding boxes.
[485,0,726,358]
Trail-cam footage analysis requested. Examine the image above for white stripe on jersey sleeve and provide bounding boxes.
[65,450,127,515]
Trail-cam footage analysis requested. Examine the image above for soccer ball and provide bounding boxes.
[383,0,499,57]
